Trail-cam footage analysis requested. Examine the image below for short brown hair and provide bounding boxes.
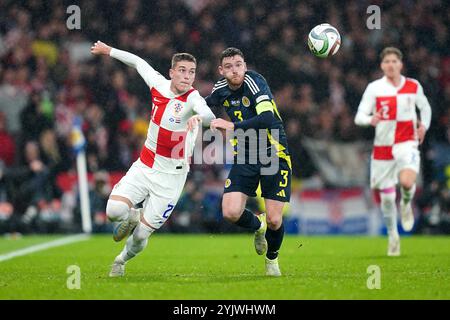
[171,53,197,68]
[220,47,245,64]
[380,47,403,61]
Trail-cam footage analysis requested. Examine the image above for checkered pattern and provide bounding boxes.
[140,83,197,174]
[365,77,420,160]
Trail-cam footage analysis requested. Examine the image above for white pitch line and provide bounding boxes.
[0,234,90,262]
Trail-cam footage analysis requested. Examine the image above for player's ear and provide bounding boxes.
[169,68,174,79]
[218,65,224,76]
[244,61,247,71]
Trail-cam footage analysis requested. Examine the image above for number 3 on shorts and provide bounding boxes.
[279,170,289,187]
[162,204,174,219]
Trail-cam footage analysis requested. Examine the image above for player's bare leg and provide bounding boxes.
[106,195,140,242]
[379,187,400,256]
[109,215,155,277]
[222,192,267,255]
[264,199,285,276]
[399,169,417,232]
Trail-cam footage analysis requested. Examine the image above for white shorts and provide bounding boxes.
[110,159,188,229]
[370,142,420,190]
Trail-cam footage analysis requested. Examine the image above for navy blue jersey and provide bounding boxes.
[206,70,290,167]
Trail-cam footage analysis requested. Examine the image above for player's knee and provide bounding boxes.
[266,214,282,229]
[106,199,130,222]
[222,205,242,222]
[400,179,415,191]
[399,171,416,190]
[222,208,242,222]
[132,222,154,242]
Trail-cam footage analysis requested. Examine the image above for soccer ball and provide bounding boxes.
[308,23,341,58]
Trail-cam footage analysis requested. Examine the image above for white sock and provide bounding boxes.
[118,222,154,262]
[401,184,416,205]
[380,191,399,239]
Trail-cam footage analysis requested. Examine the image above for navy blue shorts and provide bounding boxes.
[223,160,291,202]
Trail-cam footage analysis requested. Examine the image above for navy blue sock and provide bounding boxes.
[235,209,261,231]
[266,223,284,260]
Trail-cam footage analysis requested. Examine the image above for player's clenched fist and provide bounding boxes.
[370,110,382,127]
[91,40,112,55]
[187,115,202,131]
[417,121,426,145]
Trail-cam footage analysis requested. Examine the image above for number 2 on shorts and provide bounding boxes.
[162,204,174,219]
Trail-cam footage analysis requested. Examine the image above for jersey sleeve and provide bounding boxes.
[205,91,226,118]
[110,48,166,89]
[355,83,376,126]
[415,82,432,130]
[189,90,216,126]
[205,92,219,108]
[245,72,275,115]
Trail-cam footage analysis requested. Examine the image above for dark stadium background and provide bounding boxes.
[0,0,448,235]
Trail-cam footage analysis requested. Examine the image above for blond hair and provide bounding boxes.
[380,47,403,61]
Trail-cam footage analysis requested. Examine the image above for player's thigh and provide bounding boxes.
[223,164,260,198]
[260,160,291,203]
[370,159,397,190]
[110,160,150,206]
[394,145,420,188]
[141,172,188,229]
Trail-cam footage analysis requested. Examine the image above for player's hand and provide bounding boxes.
[210,118,234,131]
[91,40,112,55]
[370,111,382,127]
[187,115,202,131]
[417,121,426,145]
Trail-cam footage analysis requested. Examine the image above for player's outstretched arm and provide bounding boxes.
[90,40,162,88]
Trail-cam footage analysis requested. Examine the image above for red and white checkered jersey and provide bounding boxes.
[355,76,432,160]
[110,48,215,174]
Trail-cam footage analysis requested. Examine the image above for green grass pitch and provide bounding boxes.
[0,234,449,299]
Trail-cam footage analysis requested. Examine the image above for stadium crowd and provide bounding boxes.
[0,0,448,234]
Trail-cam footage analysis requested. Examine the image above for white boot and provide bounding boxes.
[254,213,268,255]
[109,256,125,277]
[387,234,400,257]
[400,201,414,232]
[265,257,282,276]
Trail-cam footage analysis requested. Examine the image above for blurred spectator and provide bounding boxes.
[0,112,15,166]
[73,171,112,233]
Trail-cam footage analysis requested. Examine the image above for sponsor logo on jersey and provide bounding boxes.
[225,179,231,188]
[242,96,250,107]
[231,100,240,106]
